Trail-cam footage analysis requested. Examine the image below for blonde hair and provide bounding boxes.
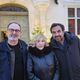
[29,33,49,47]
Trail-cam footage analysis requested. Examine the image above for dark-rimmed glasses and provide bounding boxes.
[8,28,21,33]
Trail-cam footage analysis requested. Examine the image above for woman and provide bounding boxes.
[27,33,59,80]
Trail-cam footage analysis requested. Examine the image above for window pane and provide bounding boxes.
[77,8,80,17]
[68,8,75,17]
[68,19,75,33]
[77,19,80,34]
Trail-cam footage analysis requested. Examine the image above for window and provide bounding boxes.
[68,8,80,35]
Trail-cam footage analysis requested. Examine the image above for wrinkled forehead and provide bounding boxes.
[8,23,21,30]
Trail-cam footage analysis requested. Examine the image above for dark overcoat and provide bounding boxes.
[0,39,28,80]
[27,46,59,80]
[50,32,80,80]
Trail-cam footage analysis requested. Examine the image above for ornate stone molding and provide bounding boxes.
[32,0,50,35]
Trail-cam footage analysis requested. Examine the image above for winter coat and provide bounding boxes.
[0,39,28,80]
[50,32,80,80]
[27,46,59,80]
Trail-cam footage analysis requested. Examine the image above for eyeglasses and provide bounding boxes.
[8,29,21,33]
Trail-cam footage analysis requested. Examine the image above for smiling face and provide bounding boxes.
[51,25,64,44]
[35,38,46,50]
[7,22,21,45]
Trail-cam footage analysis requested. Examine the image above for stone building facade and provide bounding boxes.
[0,0,80,43]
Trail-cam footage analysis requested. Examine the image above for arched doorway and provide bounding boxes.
[0,4,29,43]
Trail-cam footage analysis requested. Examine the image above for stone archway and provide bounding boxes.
[0,4,29,43]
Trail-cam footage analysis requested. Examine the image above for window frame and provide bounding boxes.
[68,7,80,35]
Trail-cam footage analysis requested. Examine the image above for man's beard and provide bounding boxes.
[8,34,18,41]
[55,36,63,42]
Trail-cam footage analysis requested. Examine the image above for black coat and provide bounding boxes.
[50,32,80,80]
[27,46,59,80]
[0,39,28,80]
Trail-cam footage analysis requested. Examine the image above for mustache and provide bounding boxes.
[10,34,18,38]
[55,35,61,38]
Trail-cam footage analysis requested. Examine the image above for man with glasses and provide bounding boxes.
[0,22,28,80]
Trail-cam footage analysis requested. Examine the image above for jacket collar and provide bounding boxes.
[0,39,24,52]
[28,46,52,57]
[50,32,74,49]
